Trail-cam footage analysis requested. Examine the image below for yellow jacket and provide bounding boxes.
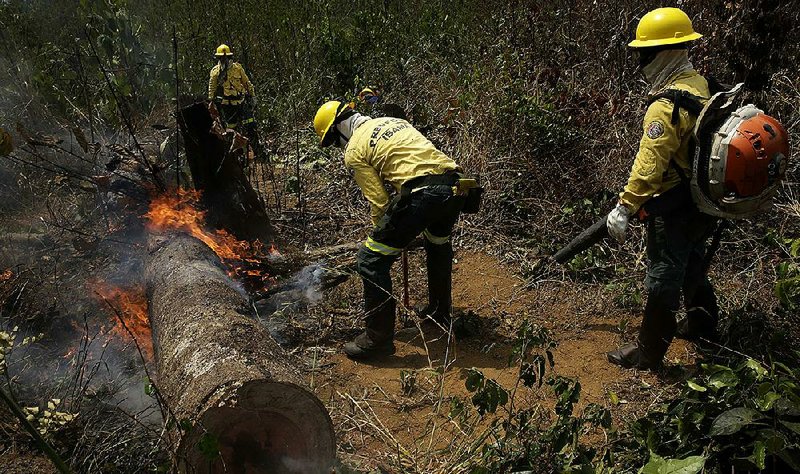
[619,70,710,212]
[0,128,12,156]
[208,62,255,103]
[344,117,459,224]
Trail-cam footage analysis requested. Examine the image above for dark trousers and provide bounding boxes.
[355,184,464,344]
[218,102,260,156]
[640,210,719,362]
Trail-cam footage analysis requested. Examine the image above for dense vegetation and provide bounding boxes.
[0,0,798,472]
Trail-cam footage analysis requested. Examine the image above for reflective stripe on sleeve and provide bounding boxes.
[423,229,450,245]
[364,237,402,256]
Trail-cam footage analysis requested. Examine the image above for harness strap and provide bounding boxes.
[648,89,705,125]
[648,88,707,186]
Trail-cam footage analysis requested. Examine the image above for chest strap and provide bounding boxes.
[648,89,705,125]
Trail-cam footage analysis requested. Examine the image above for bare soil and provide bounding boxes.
[308,249,696,470]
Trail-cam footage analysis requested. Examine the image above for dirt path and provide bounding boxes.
[312,249,695,471]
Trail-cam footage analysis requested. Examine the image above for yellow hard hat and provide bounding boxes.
[628,7,702,48]
[314,100,354,147]
[215,44,233,57]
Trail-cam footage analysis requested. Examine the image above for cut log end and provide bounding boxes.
[145,234,335,473]
[180,380,335,474]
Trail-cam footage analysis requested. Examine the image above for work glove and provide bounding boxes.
[607,203,632,243]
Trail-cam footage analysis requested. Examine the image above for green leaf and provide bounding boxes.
[609,391,619,405]
[774,398,800,417]
[755,391,781,411]
[745,358,768,379]
[781,420,800,435]
[747,441,766,469]
[708,368,739,389]
[640,453,705,474]
[178,418,193,433]
[790,238,800,257]
[773,361,795,377]
[464,369,483,392]
[686,380,707,392]
[710,407,763,437]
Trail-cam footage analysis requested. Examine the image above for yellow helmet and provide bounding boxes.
[628,7,702,48]
[215,44,233,57]
[314,100,355,147]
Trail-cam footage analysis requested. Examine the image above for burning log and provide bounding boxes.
[145,234,335,473]
[178,101,273,244]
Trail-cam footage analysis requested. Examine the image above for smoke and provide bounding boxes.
[298,263,326,304]
[252,262,333,344]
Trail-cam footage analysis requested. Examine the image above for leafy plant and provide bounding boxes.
[611,357,800,472]
[458,320,612,473]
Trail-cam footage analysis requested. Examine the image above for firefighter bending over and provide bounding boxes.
[208,44,261,158]
[606,7,719,370]
[314,100,467,360]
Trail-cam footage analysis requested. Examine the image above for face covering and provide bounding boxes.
[335,113,371,148]
[641,49,694,95]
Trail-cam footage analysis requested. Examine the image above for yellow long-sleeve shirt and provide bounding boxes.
[0,128,12,156]
[344,117,459,224]
[208,62,255,103]
[619,70,710,212]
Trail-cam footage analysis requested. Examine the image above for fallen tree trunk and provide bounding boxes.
[145,233,335,473]
[178,102,274,244]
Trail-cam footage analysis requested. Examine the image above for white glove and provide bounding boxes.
[607,203,632,243]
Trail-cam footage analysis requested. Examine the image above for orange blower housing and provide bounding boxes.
[723,113,789,197]
[693,102,790,218]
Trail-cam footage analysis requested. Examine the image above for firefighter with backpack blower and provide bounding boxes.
[604,7,790,370]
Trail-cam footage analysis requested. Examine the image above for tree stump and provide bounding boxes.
[178,102,273,244]
[145,234,335,473]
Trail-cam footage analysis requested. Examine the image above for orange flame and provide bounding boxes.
[143,190,275,288]
[89,281,153,362]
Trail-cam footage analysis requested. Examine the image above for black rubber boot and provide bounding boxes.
[414,303,450,325]
[607,341,660,370]
[423,237,454,324]
[344,332,396,360]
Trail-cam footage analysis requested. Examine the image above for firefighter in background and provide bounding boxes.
[606,7,719,370]
[0,127,13,156]
[208,44,261,157]
[357,86,408,120]
[314,100,466,360]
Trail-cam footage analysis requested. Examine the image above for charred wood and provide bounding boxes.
[178,102,273,244]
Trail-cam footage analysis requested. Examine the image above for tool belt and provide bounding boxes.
[216,95,245,105]
[401,171,483,214]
